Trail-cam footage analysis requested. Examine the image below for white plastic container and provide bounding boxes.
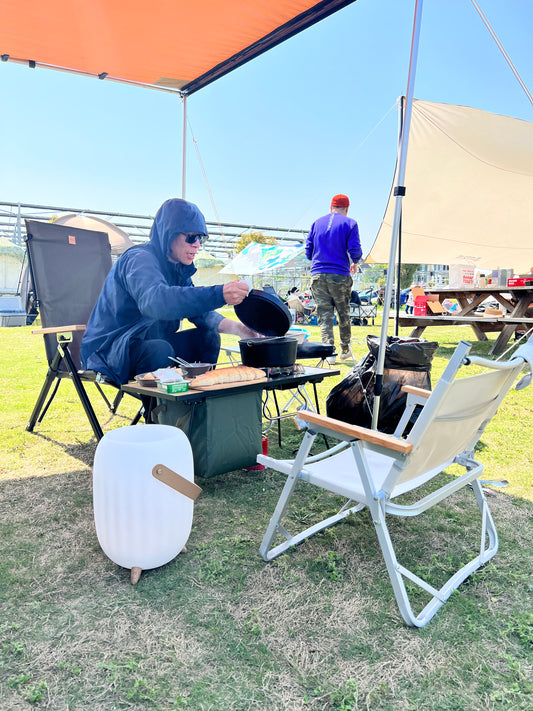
[93,425,200,582]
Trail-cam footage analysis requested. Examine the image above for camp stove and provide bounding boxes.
[262,364,296,379]
[262,364,302,379]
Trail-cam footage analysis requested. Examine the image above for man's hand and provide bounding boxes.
[350,263,358,275]
[218,318,261,338]
[223,281,250,305]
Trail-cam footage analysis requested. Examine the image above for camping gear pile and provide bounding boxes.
[326,335,439,433]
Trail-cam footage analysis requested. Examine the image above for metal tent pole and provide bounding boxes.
[394,96,406,337]
[181,96,187,199]
[371,0,423,430]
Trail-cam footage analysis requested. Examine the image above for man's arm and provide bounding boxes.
[304,225,315,261]
[348,222,362,264]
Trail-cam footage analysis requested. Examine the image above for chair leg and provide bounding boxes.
[259,431,364,560]
[130,405,145,426]
[28,341,105,440]
[37,379,61,424]
[59,343,104,440]
[260,429,317,560]
[93,380,115,412]
[370,478,499,627]
[27,348,63,432]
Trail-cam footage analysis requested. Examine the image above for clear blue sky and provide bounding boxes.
[1,0,531,257]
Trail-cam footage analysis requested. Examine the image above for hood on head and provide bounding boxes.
[149,198,207,263]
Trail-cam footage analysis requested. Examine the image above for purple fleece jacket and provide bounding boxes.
[305,211,362,276]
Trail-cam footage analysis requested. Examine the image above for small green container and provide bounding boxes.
[157,381,189,394]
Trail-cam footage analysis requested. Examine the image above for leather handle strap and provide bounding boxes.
[152,464,202,501]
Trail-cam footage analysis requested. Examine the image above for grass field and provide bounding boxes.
[1,317,532,710]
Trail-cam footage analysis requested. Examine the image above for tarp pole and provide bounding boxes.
[371,0,423,430]
[181,96,187,199]
[394,96,406,337]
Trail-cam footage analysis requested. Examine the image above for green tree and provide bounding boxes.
[361,263,420,289]
[233,231,277,254]
[399,264,421,288]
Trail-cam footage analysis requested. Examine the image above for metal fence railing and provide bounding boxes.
[0,201,308,261]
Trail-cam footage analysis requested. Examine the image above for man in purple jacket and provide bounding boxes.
[305,194,362,361]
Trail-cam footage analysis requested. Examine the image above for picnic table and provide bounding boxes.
[397,285,533,355]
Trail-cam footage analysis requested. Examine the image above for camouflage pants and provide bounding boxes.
[310,273,353,349]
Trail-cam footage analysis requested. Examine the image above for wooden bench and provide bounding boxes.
[395,315,533,354]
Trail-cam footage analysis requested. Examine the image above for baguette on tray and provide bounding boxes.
[189,365,265,388]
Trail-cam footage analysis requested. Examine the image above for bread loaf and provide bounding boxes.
[189,365,265,388]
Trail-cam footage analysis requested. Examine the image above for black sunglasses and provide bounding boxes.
[184,233,208,245]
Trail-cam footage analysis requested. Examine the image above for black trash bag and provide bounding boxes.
[326,335,439,434]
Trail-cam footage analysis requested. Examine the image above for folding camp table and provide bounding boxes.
[122,366,339,478]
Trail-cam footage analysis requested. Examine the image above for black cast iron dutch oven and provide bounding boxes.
[234,289,298,367]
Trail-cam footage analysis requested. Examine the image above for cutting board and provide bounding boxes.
[188,376,267,391]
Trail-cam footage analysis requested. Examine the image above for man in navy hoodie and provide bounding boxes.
[305,194,362,360]
[81,198,256,384]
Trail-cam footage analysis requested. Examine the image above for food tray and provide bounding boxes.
[134,373,159,387]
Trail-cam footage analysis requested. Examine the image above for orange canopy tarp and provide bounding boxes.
[1,0,356,94]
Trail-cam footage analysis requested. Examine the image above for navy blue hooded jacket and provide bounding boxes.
[81,199,225,383]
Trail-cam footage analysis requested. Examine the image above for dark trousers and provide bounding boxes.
[129,326,221,378]
[129,327,221,421]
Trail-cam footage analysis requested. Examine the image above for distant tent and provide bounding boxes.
[368,100,533,273]
[54,214,134,255]
[193,249,237,286]
[0,237,25,292]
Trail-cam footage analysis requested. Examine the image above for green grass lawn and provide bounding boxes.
[0,318,532,710]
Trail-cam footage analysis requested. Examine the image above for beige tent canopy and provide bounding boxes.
[368,99,533,274]
[0,237,25,292]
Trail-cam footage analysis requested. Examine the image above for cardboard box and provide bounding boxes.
[426,301,447,315]
[484,308,504,318]
[507,277,533,287]
[449,264,475,287]
[426,294,447,315]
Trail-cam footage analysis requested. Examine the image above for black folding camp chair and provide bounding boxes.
[25,219,142,440]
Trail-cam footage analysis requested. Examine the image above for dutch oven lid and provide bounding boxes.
[234,288,291,337]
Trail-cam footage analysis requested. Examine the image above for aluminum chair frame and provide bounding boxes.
[258,337,533,626]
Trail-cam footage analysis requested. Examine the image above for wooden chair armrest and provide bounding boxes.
[401,385,431,398]
[32,324,87,335]
[298,410,413,454]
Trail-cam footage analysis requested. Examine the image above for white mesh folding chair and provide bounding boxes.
[258,337,533,627]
